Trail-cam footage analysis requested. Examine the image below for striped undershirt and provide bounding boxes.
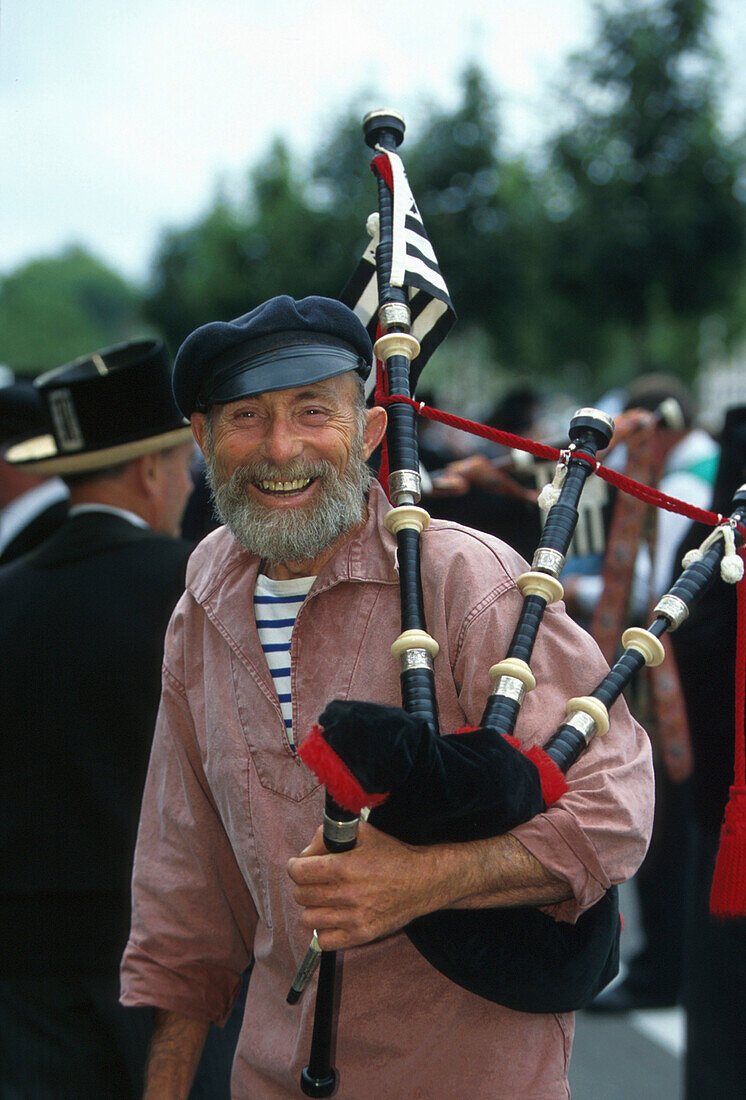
[254,572,314,747]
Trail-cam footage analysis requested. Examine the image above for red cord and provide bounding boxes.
[382,394,730,532]
[735,548,746,787]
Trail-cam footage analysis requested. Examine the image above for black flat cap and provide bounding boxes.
[173,295,372,418]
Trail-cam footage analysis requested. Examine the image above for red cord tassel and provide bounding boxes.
[710,786,746,917]
[710,546,746,917]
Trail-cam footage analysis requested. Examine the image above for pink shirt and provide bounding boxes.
[121,482,653,1098]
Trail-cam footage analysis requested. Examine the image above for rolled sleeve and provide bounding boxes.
[120,656,258,1024]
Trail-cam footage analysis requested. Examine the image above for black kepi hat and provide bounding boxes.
[172,295,372,419]
[0,379,49,447]
[2,340,192,476]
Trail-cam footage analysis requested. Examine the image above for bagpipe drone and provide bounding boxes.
[287,109,746,1098]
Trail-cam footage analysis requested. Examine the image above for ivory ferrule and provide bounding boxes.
[653,594,689,630]
[387,468,421,504]
[517,571,564,604]
[378,302,411,330]
[374,332,421,363]
[384,505,431,535]
[488,657,536,693]
[391,628,440,660]
[565,696,610,738]
[573,408,616,437]
[621,627,665,667]
[531,547,566,578]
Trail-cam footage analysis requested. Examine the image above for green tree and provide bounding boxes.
[0,247,145,375]
[543,0,746,388]
[144,74,547,399]
[145,138,361,350]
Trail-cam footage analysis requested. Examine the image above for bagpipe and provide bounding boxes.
[287,109,746,1097]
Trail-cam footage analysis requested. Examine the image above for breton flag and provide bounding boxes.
[340,149,456,395]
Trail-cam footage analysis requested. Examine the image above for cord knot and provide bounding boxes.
[682,522,745,584]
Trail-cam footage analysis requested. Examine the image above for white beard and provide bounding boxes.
[204,438,371,565]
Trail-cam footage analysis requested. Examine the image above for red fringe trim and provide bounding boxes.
[710,785,746,918]
[455,729,568,807]
[298,726,389,815]
[523,746,568,807]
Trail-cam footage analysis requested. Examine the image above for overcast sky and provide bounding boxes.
[2,0,745,283]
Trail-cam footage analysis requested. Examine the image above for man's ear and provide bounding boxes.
[363,405,387,460]
[133,450,161,501]
[191,412,208,455]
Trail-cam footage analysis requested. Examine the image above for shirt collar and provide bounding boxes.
[68,503,149,530]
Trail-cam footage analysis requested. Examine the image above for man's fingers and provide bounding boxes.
[293,883,355,908]
[287,852,341,885]
[299,908,377,950]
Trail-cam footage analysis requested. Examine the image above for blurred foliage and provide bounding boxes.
[543,0,746,389]
[2,0,746,404]
[0,247,146,376]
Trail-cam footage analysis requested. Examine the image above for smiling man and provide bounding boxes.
[121,295,653,1099]
[192,372,385,580]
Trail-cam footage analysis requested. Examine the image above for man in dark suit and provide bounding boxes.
[0,340,195,1098]
[0,378,69,564]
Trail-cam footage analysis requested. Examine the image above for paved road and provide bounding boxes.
[569,882,684,1098]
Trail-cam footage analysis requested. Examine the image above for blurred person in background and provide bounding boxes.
[584,374,719,1013]
[0,341,196,1098]
[670,404,746,1099]
[424,386,544,561]
[0,376,68,563]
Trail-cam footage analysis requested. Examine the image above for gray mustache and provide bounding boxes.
[231,460,335,487]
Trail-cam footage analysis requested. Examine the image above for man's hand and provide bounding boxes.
[287,821,442,950]
[287,823,572,952]
[430,454,538,503]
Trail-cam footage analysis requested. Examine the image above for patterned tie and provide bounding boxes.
[590,425,693,782]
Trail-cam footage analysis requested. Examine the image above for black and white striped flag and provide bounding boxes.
[340,149,455,394]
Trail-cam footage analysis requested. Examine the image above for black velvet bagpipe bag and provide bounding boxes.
[299,700,620,1014]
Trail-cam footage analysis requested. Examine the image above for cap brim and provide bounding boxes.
[200,343,369,411]
[2,426,194,475]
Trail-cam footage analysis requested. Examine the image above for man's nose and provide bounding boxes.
[262,415,303,466]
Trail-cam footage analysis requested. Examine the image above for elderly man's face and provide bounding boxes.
[191,374,386,578]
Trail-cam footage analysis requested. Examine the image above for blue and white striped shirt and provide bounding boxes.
[254,573,314,747]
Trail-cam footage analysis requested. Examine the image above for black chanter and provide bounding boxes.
[290,795,358,1097]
